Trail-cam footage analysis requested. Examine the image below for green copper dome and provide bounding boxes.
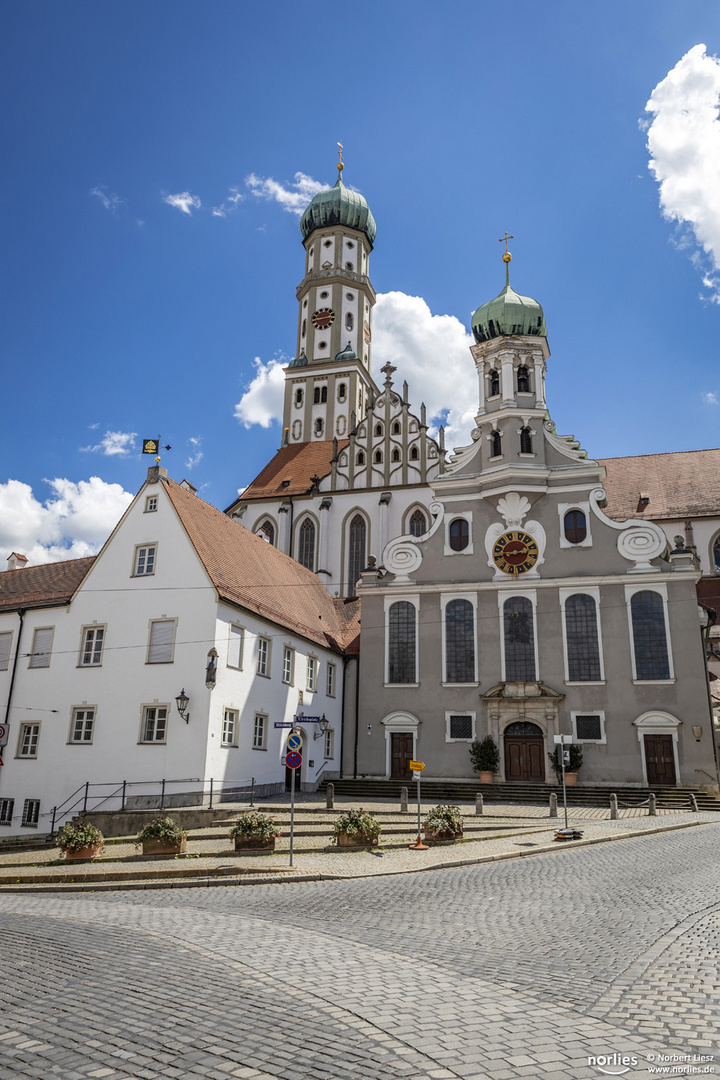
[300,174,376,246]
[471,279,546,344]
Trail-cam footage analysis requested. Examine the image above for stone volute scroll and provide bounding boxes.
[484,491,546,579]
[382,500,444,582]
[588,487,666,572]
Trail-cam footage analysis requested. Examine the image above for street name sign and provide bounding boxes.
[409,760,425,771]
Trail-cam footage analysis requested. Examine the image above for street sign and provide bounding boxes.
[409,760,425,771]
[287,732,303,752]
[286,751,302,769]
[0,724,8,747]
[294,715,324,723]
[274,721,294,729]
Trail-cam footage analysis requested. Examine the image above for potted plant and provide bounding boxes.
[136,816,188,856]
[422,804,464,844]
[229,812,281,852]
[469,736,500,783]
[56,821,104,861]
[332,808,381,848]
[548,744,584,786]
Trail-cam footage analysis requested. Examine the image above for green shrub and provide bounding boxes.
[332,808,381,844]
[229,812,280,842]
[423,804,464,837]
[136,817,187,845]
[56,822,104,854]
[469,736,500,773]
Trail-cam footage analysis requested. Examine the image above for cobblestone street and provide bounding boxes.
[0,821,719,1080]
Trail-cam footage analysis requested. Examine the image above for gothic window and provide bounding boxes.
[449,518,469,551]
[388,601,416,683]
[713,535,720,570]
[392,448,400,462]
[410,445,419,460]
[392,421,400,434]
[520,427,533,454]
[298,519,316,571]
[409,510,427,537]
[338,383,347,401]
[491,430,502,457]
[295,388,303,407]
[517,366,530,393]
[346,313,353,330]
[375,423,383,436]
[356,452,365,466]
[489,369,500,396]
[313,387,320,404]
[347,515,366,596]
[503,597,536,680]
[374,450,383,464]
[445,599,475,682]
[630,591,670,680]
[257,521,274,545]
[565,594,602,681]
[564,510,587,544]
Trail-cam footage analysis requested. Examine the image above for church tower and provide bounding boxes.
[282,153,379,445]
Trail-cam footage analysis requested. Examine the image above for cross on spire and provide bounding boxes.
[380,361,397,387]
[499,231,513,253]
[499,231,514,285]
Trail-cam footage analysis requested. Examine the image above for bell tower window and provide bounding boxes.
[346,313,353,331]
[489,370,500,397]
[520,427,533,454]
[491,430,502,457]
[313,387,320,404]
[338,383,347,401]
[315,419,324,437]
[517,366,530,393]
[295,388,303,407]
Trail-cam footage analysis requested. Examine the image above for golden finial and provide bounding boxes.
[499,231,513,285]
[337,142,344,175]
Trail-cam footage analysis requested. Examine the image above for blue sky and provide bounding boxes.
[2,1,720,562]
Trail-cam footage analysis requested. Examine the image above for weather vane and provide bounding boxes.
[337,142,344,175]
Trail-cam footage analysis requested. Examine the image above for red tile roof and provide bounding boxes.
[165,479,359,653]
[601,449,720,521]
[229,440,348,505]
[0,557,95,614]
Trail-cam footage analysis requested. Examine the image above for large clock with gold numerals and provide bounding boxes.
[311,307,335,330]
[492,530,539,575]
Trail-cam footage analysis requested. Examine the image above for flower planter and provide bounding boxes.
[142,837,187,857]
[234,837,276,852]
[422,830,463,845]
[478,771,494,784]
[65,844,102,861]
[336,832,379,848]
[564,772,578,786]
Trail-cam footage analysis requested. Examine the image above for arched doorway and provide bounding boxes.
[503,721,545,782]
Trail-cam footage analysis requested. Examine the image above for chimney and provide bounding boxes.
[7,552,28,571]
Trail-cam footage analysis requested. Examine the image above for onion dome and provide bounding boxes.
[471,247,546,343]
[287,349,308,369]
[300,171,376,247]
[334,341,358,362]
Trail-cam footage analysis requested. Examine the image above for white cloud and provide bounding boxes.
[245,172,326,216]
[185,436,204,470]
[80,430,137,456]
[212,187,243,218]
[163,191,201,215]
[90,186,125,213]
[232,292,477,449]
[645,44,720,302]
[0,477,134,566]
[703,391,719,405]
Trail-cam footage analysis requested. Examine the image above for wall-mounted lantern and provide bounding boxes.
[175,688,190,723]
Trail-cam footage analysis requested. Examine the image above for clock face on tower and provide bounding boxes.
[492,530,539,575]
[312,307,335,330]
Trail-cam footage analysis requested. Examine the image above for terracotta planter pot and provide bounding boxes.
[478,771,494,784]
[564,773,578,786]
[336,832,379,848]
[233,837,276,852]
[142,837,187,856]
[64,844,102,861]
[422,830,463,845]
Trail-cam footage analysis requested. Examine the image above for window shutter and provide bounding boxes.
[148,621,174,663]
[228,625,242,668]
[0,633,11,671]
[30,628,53,668]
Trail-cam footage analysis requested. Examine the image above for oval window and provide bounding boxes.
[564,510,587,544]
[449,519,469,551]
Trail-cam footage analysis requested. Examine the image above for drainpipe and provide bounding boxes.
[353,653,360,779]
[339,655,348,779]
[287,495,295,559]
[3,610,24,728]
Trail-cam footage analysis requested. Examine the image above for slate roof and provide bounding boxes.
[601,449,720,522]
[165,478,359,653]
[229,440,348,505]
[0,557,95,614]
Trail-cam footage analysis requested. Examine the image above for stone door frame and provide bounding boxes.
[381,712,420,779]
[633,712,682,787]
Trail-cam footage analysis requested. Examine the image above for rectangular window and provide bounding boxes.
[448,714,474,741]
[18,724,39,758]
[323,727,334,759]
[147,619,176,664]
[257,637,270,677]
[306,656,317,692]
[326,662,336,698]
[29,627,53,668]
[134,544,157,576]
[227,624,244,669]
[0,799,14,826]
[282,646,294,685]
[70,707,95,743]
[573,713,606,743]
[253,713,267,750]
[222,709,238,747]
[79,626,105,667]
[21,799,40,828]
[0,631,12,671]
[141,705,168,743]
[387,601,417,684]
[145,495,158,512]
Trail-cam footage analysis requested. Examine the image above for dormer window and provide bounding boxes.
[517,366,530,393]
[489,369,500,397]
[491,430,502,457]
[520,427,533,454]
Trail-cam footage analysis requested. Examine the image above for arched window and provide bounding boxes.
[564,510,587,544]
[410,445,419,460]
[392,421,400,434]
[503,596,535,680]
[392,448,400,462]
[445,599,475,682]
[520,427,533,454]
[388,601,416,683]
[489,369,500,396]
[713,535,720,570]
[320,386,328,403]
[356,451,365,466]
[517,366,530,393]
[301,319,306,336]
[338,383,347,401]
[375,423,383,436]
[374,449,383,464]
[409,510,426,537]
[565,594,601,681]
[449,518,469,551]
[315,419,323,437]
[295,388,303,407]
[313,387,320,404]
[346,313,353,330]
[491,430,502,457]
[257,521,274,546]
[298,519,316,572]
[347,515,366,597]
[630,591,670,680]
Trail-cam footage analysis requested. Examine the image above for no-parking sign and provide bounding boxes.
[0,724,8,748]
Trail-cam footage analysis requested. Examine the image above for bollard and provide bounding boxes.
[549,792,558,818]
[648,792,656,816]
[689,793,699,812]
[400,786,408,813]
[610,793,618,820]
[475,793,484,816]
[326,783,334,809]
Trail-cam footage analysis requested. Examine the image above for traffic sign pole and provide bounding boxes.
[408,760,428,850]
[290,761,295,867]
[286,731,303,868]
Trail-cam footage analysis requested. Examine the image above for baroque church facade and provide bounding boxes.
[233,165,718,789]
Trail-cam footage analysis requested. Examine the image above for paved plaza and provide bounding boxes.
[0,819,719,1080]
